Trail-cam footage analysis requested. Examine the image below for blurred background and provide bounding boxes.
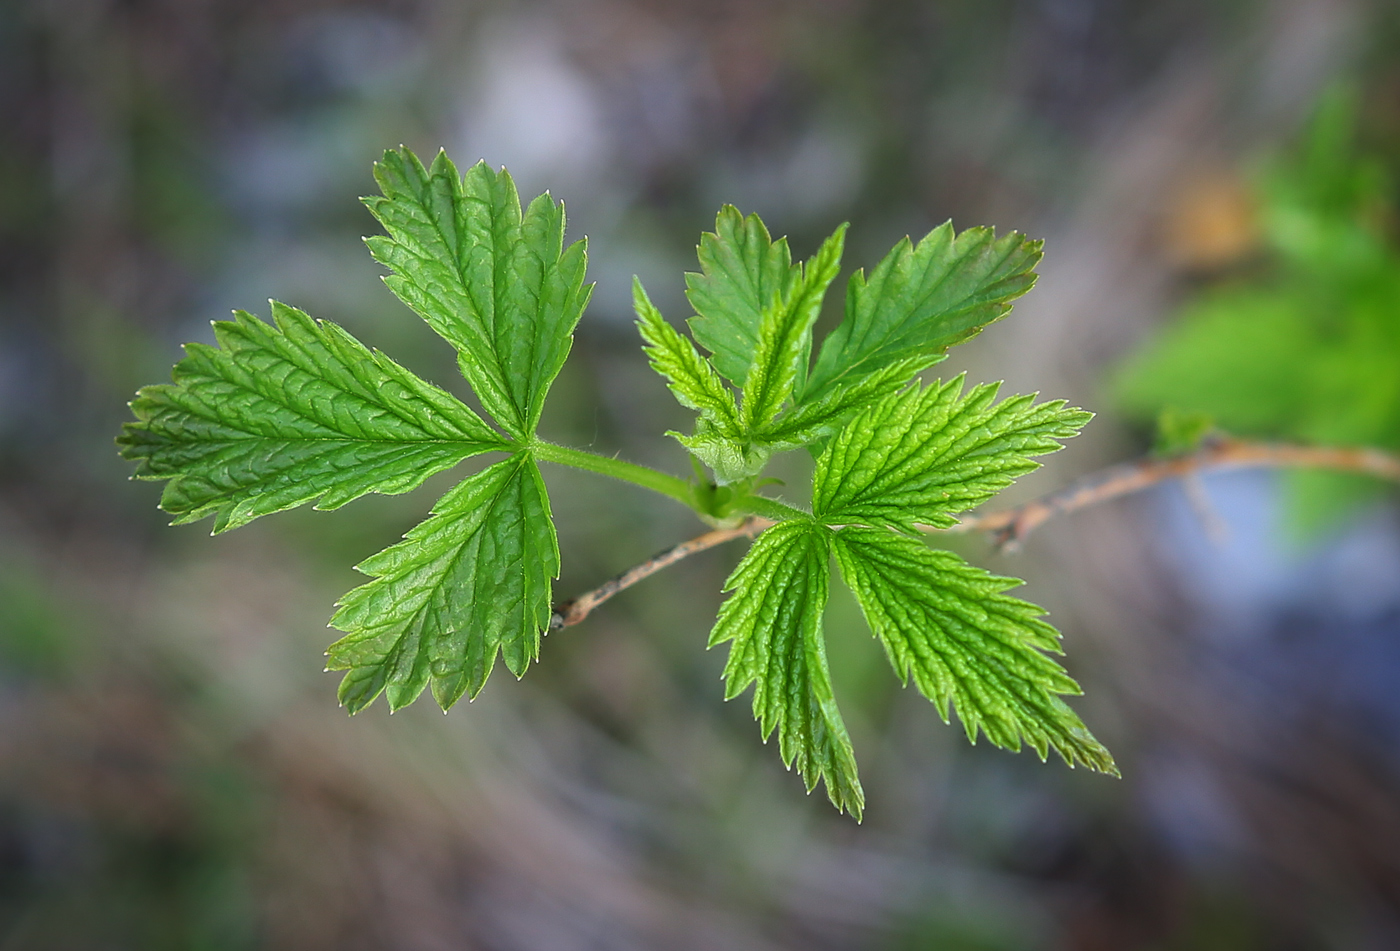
[4,0,1400,947]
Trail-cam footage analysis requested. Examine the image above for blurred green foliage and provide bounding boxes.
[1150,407,1215,458]
[1115,86,1400,534]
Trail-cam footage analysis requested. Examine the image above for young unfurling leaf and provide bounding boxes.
[635,277,741,433]
[754,354,940,452]
[686,206,802,386]
[739,224,846,431]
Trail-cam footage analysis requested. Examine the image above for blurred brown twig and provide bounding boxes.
[550,517,770,629]
[947,436,1400,551]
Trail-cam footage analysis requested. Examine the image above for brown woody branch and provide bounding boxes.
[943,436,1400,552]
[549,516,771,630]
[549,437,1400,628]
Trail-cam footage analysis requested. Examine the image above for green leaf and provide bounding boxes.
[832,528,1115,773]
[756,353,942,452]
[634,277,741,431]
[117,302,508,534]
[708,520,863,818]
[363,147,592,438]
[686,206,802,385]
[804,224,1041,401]
[812,375,1090,532]
[1151,407,1215,457]
[327,453,557,713]
[674,425,773,487]
[1113,289,1313,435]
[740,224,846,431]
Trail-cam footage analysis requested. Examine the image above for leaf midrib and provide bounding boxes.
[817,233,1025,395]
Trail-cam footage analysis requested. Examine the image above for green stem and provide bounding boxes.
[533,441,698,510]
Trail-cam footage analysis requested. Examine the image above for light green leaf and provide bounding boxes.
[804,224,1041,401]
[117,302,508,534]
[1113,289,1313,435]
[637,277,759,482]
[363,147,592,438]
[686,206,802,385]
[709,520,863,818]
[832,528,1116,773]
[673,425,772,487]
[634,277,741,431]
[327,453,557,713]
[756,353,942,452]
[812,375,1090,532]
[740,224,846,431]
[1151,407,1215,457]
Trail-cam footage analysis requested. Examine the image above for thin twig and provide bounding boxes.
[550,516,772,630]
[549,437,1400,628]
[943,436,1400,552]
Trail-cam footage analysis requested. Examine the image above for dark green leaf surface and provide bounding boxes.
[327,453,557,713]
[740,224,846,430]
[833,528,1115,773]
[804,224,1041,401]
[118,302,508,534]
[708,521,863,818]
[364,148,591,438]
[813,376,1090,532]
[686,206,801,385]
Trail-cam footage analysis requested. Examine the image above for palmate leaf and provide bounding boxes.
[364,147,592,439]
[120,150,1113,814]
[686,206,802,386]
[813,375,1091,532]
[709,520,863,818]
[804,224,1041,402]
[328,453,557,713]
[832,528,1116,774]
[117,302,508,533]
